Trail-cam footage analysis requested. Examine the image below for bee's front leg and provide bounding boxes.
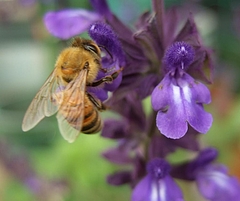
[87,67,123,87]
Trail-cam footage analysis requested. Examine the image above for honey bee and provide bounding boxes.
[22,37,122,143]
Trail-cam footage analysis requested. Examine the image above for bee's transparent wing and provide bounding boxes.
[22,68,62,131]
[56,69,87,143]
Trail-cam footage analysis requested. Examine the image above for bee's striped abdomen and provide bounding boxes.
[81,98,102,134]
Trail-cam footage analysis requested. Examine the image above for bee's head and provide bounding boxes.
[57,47,90,75]
[56,40,101,83]
[72,38,101,57]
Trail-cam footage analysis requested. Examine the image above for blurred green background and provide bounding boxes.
[1,0,240,200]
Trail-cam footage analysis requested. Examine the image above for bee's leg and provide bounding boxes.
[88,67,123,87]
[99,67,107,73]
[87,93,107,111]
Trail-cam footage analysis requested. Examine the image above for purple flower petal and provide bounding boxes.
[151,72,212,139]
[152,74,187,139]
[102,146,132,165]
[87,86,108,101]
[90,0,112,18]
[186,148,218,179]
[151,74,172,112]
[188,47,214,84]
[132,175,184,201]
[156,99,188,139]
[89,22,125,91]
[89,22,126,65]
[44,9,101,39]
[182,75,213,133]
[187,103,213,135]
[174,14,199,45]
[132,158,184,201]
[132,175,151,201]
[163,8,179,45]
[196,164,240,201]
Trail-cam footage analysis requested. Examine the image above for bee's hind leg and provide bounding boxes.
[87,92,107,111]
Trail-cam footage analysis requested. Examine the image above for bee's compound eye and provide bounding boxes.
[85,44,99,55]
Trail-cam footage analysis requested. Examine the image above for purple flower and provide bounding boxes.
[171,148,240,201]
[132,158,184,201]
[151,41,213,139]
[43,0,112,39]
[44,9,101,39]
[196,164,240,201]
[40,1,230,200]
[88,22,125,92]
[190,148,240,201]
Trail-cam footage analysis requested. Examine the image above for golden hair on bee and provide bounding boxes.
[22,37,122,143]
[55,38,101,84]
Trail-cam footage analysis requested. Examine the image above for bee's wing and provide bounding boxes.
[22,68,62,131]
[56,69,88,143]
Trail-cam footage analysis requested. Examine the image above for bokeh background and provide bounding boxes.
[1,0,240,200]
